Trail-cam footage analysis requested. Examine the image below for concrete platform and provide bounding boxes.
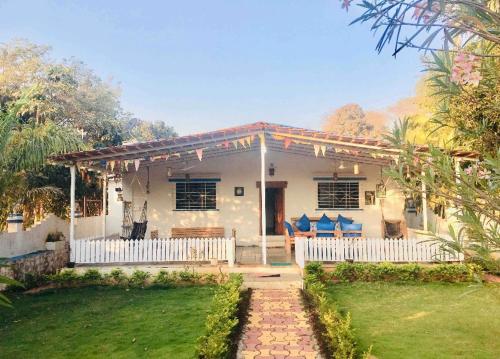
[242,271,303,289]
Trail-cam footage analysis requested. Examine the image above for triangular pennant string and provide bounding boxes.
[196,148,203,161]
[313,145,320,157]
[223,141,230,149]
[283,138,292,149]
[245,136,252,147]
[320,145,326,157]
[232,140,238,149]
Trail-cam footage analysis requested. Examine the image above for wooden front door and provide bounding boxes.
[257,181,287,235]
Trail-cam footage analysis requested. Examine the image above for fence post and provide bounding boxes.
[227,238,235,267]
[295,237,305,269]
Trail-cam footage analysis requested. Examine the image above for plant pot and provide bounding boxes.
[46,241,65,251]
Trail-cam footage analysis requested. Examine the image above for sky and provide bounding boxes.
[0,0,424,135]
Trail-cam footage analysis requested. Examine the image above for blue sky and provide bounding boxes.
[0,0,423,135]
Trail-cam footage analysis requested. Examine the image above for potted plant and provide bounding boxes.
[45,232,66,251]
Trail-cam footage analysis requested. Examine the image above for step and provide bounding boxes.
[242,272,303,289]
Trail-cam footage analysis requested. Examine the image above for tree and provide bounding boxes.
[322,103,387,137]
[338,0,499,269]
[123,117,177,142]
[345,0,500,57]
[0,40,177,228]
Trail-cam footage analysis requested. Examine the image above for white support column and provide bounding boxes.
[260,134,267,265]
[102,175,107,240]
[421,170,428,232]
[69,164,76,242]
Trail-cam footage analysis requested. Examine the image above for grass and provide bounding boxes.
[0,285,214,359]
[326,282,500,359]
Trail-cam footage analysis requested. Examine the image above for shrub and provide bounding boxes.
[108,268,128,285]
[46,231,65,242]
[178,269,199,282]
[196,274,243,359]
[304,263,360,359]
[82,269,103,283]
[330,262,480,283]
[128,270,151,286]
[153,270,175,286]
[46,269,81,286]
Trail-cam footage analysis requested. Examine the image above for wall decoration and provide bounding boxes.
[376,183,386,198]
[365,191,376,205]
[234,187,245,196]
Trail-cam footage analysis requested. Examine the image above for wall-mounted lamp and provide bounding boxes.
[269,163,275,177]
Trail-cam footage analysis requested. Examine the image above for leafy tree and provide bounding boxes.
[340,0,499,269]
[346,0,500,57]
[322,103,387,137]
[123,117,177,142]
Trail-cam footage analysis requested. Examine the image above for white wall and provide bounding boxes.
[112,149,411,245]
[0,214,69,257]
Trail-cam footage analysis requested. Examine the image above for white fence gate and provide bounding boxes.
[70,238,235,266]
[294,237,463,268]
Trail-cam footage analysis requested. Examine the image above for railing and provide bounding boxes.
[294,237,463,269]
[70,237,235,266]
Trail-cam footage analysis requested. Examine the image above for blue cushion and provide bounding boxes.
[337,214,354,225]
[340,222,362,237]
[284,221,294,236]
[295,214,310,232]
[316,214,335,238]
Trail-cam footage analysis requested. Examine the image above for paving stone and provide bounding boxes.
[237,289,322,359]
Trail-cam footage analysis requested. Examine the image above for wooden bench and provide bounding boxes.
[171,227,225,238]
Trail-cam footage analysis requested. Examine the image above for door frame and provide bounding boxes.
[256,181,287,235]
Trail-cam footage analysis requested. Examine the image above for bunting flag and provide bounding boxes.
[258,133,265,144]
[283,138,292,149]
[134,159,141,171]
[223,140,230,149]
[232,140,238,149]
[244,136,252,147]
[250,134,256,143]
[109,160,116,172]
[320,145,327,157]
[238,138,246,148]
[196,148,203,161]
[314,145,320,157]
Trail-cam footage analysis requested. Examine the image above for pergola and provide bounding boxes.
[51,122,478,264]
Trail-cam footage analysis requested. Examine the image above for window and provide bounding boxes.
[317,182,359,209]
[175,182,217,210]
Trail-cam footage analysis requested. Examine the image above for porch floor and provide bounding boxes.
[236,246,293,265]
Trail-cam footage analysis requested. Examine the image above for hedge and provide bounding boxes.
[196,274,244,359]
[329,262,482,283]
[19,267,221,290]
[304,262,371,359]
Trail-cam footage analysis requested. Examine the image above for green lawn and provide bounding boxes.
[326,282,500,359]
[0,286,214,359]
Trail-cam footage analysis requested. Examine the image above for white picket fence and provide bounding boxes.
[70,237,235,266]
[294,237,463,268]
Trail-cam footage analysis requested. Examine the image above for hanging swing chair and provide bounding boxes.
[121,167,149,240]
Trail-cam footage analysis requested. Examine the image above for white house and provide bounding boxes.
[52,122,475,265]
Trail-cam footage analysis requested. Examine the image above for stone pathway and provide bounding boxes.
[237,289,322,359]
